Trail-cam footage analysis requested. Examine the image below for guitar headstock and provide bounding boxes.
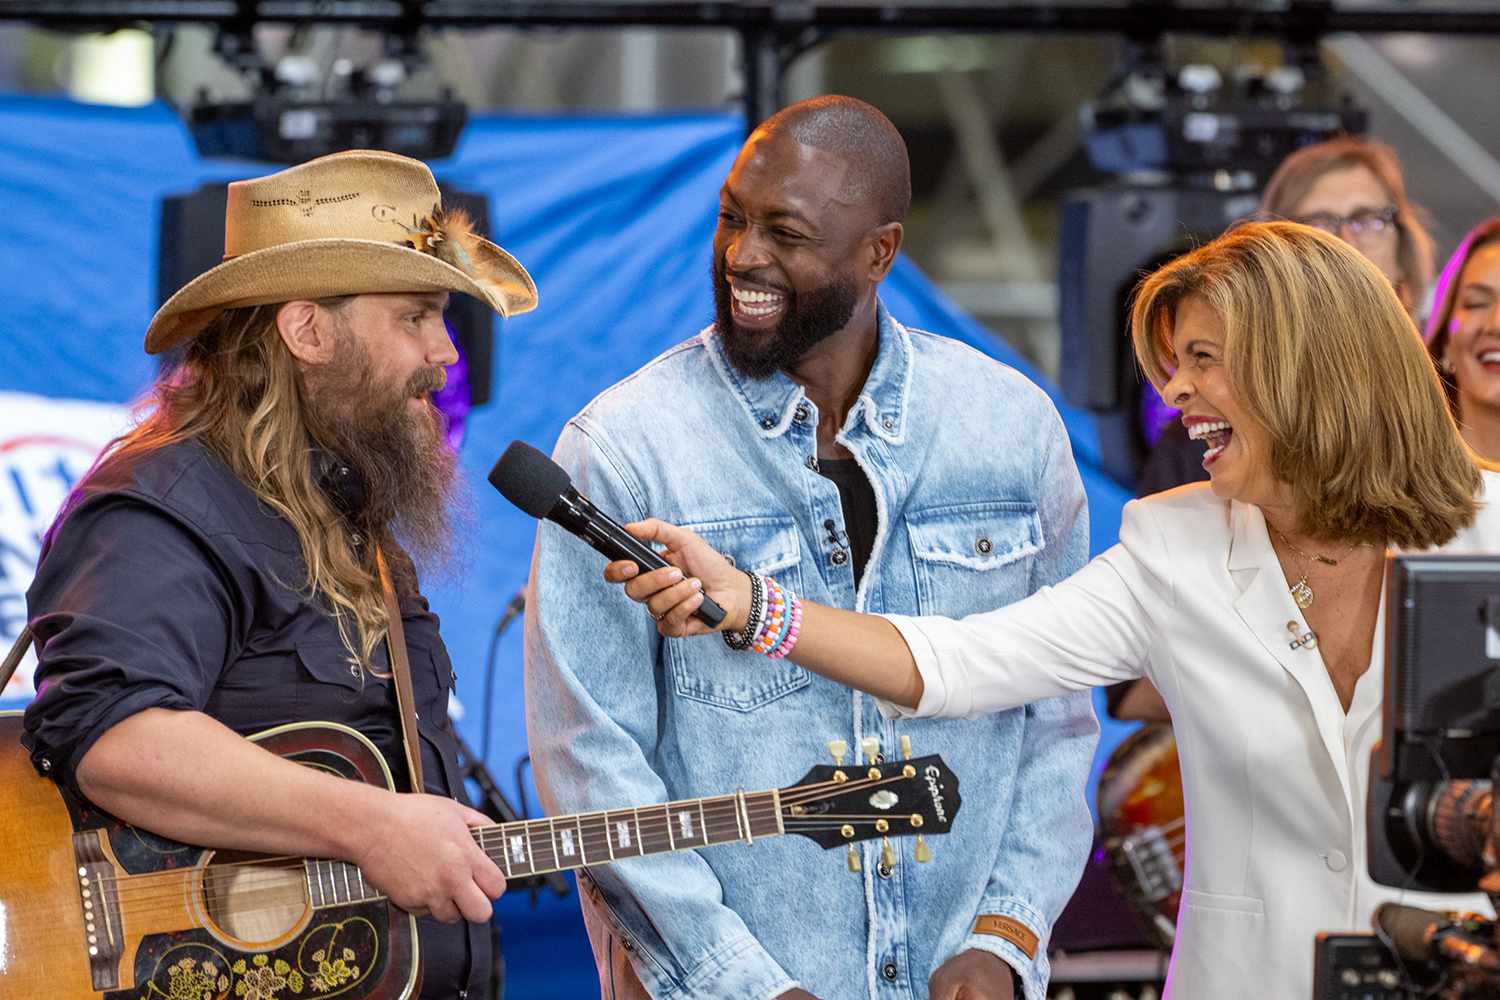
[777,752,960,849]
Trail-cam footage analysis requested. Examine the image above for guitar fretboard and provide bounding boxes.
[303,789,784,907]
[480,789,784,878]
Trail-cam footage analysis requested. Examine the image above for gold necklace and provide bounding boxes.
[1267,523,1359,610]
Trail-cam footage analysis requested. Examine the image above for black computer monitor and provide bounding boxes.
[1369,553,1500,890]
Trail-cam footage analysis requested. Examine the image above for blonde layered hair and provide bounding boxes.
[95,302,389,666]
[1131,221,1479,548]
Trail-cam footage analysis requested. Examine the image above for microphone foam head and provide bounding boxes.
[489,440,572,519]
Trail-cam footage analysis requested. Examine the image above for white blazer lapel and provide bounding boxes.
[1226,501,1355,794]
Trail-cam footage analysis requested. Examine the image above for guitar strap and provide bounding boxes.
[376,546,425,794]
[0,624,32,692]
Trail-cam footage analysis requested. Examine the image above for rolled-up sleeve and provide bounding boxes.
[22,498,241,791]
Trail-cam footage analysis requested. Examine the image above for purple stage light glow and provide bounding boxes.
[1139,389,1177,447]
[434,324,472,449]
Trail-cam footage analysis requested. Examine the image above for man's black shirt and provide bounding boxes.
[21,437,487,997]
[816,457,877,585]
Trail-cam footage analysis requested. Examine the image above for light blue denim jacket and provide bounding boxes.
[524,305,1098,1000]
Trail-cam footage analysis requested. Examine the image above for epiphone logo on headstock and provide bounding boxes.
[924,765,949,823]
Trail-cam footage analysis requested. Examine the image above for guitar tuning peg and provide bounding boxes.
[847,843,862,873]
[914,834,932,863]
[881,837,896,870]
[861,736,880,762]
[827,739,848,766]
[900,735,912,760]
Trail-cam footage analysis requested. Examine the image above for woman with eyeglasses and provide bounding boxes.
[1426,217,1500,460]
[1261,135,1436,317]
[602,222,1496,999]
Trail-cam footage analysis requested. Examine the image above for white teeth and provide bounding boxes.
[1479,351,1500,364]
[1202,442,1227,462]
[1186,419,1232,441]
[731,285,786,309]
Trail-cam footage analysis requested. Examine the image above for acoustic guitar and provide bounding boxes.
[1096,722,1184,947]
[0,714,960,999]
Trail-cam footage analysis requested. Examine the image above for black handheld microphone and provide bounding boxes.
[489,440,726,628]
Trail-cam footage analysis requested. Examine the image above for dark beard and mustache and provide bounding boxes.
[712,256,860,379]
[300,329,468,579]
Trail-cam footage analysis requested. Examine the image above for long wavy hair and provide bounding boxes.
[94,300,389,666]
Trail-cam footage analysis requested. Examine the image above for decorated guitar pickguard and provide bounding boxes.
[116,910,388,1000]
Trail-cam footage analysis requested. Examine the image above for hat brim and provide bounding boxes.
[145,236,538,354]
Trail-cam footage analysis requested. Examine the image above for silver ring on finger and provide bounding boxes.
[651,611,666,622]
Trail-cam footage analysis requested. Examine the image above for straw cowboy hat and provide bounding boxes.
[145,148,538,354]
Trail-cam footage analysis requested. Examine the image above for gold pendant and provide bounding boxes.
[1291,578,1314,609]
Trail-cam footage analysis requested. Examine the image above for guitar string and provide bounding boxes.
[86,795,780,893]
[88,809,914,919]
[73,814,927,928]
[88,770,918,903]
[86,797,807,908]
[82,816,913,926]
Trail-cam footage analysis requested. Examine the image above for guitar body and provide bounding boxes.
[1096,722,1185,947]
[0,714,418,999]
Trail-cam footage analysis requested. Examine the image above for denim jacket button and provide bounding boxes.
[881,961,898,981]
[882,416,895,431]
[877,861,893,879]
[794,404,810,422]
[831,548,849,566]
[975,536,993,555]
[805,455,819,472]
[760,416,776,429]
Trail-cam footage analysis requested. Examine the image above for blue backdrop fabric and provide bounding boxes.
[0,97,1139,993]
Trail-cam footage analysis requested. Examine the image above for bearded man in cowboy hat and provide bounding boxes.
[21,149,536,998]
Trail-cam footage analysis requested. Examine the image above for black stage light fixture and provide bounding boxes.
[157,182,495,408]
[1058,57,1367,485]
[188,97,468,165]
[1057,183,1259,484]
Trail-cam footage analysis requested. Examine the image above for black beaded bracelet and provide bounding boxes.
[722,569,762,650]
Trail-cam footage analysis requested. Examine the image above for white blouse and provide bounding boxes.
[883,477,1498,999]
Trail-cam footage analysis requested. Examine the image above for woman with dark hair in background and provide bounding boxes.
[1426,217,1500,461]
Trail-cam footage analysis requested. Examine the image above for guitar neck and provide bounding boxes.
[478,788,785,878]
[301,789,785,907]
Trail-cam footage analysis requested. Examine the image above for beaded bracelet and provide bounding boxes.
[751,577,789,655]
[722,570,763,651]
[765,595,803,659]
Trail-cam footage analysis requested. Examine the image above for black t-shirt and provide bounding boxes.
[817,458,877,585]
[21,438,486,997]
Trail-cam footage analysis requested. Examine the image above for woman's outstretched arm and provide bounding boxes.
[604,518,928,709]
[608,509,1161,718]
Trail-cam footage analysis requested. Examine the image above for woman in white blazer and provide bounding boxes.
[607,221,1496,999]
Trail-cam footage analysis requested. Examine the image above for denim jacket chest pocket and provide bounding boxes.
[907,501,1043,618]
[665,515,809,712]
